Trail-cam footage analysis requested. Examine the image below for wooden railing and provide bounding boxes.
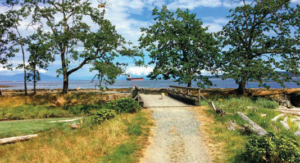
[168,85,225,115]
[168,85,202,106]
[131,86,144,107]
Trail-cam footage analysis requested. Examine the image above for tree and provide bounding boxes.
[26,29,54,94]
[139,6,220,88]
[219,0,299,94]
[91,61,125,91]
[25,0,143,93]
[1,8,30,95]
[0,13,15,70]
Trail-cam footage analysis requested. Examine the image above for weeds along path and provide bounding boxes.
[141,107,211,163]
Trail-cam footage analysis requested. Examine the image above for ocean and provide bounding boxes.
[1,78,300,90]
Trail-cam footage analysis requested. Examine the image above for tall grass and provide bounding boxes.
[201,97,299,162]
[0,110,152,163]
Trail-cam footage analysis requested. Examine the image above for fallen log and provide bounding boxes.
[49,118,81,123]
[271,114,284,122]
[0,134,38,145]
[280,117,290,130]
[237,112,268,136]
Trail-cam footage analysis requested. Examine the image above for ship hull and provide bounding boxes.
[126,77,144,81]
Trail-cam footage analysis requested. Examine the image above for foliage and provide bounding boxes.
[11,0,144,93]
[219,0,299,94]
[139,5,220,87]
[255,98,279,109]
[90,61,125,91]
[89,109,116,125]
[0,13,15,69]
[104,98,141,114]
[202,96,300,162]
[243,135,300,163]
[25,28,55,94]
[0,7,31,95]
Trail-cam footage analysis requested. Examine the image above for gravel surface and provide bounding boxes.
[141,107,211,163]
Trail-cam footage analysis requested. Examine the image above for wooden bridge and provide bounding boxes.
[132,85,221,114]
[132,85,203,108]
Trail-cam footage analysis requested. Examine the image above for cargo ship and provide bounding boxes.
[126,75,143,81]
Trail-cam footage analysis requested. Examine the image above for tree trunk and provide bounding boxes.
[33,65,36,94]
[20,37,27,95]
[187,80,192,87]
[62,73,69,94]
[237,81,246,94]
[15,26,27,95]
[61,49,69,94]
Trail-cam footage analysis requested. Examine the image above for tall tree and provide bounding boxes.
[26,29,54,94]
[1,8,31,95]
[219,0,299,94]
[139,6,220,88]
[25,0,143,93]
[0,13,15,70]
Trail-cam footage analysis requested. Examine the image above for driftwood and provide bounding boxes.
[0,134,38,145]
[49,118,81,123]
[237,112,268,136]
[280,117,290,130]
[271,114,284,122]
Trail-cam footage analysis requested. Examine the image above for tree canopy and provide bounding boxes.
[19,0,144,93]
[219,0,300,93]
[139,6,220,88]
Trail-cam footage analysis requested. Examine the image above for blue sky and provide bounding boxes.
[1,0,300,80]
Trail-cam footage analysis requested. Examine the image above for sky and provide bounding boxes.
[1,0,300,80]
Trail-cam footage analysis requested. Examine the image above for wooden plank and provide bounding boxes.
[139,94,190,108]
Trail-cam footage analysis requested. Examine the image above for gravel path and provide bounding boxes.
[141,107,211,163]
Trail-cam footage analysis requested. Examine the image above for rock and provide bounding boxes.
[71,123,80,129]
[276,99,292,108]
[261,114,266,117]
[227,121,237,131]
[240,124,255,135]
[294,131,300,136]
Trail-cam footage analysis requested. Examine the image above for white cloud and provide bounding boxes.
[292,0,300,3]
[126,66,153,76]
[167,0,222,10]
[202,17,229,33]
[0,66,47,75]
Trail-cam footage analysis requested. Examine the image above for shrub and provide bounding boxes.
[104,98,141,114]
[89,109,116,125]
[255,98,278,109]
[243,135,300,163]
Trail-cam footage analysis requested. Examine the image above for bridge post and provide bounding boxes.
[198,89,201,106]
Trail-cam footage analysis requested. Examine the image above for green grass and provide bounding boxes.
[100,111,151,163]
[0,110,152,163]
[0,118,79,138]
[204,97,300,162]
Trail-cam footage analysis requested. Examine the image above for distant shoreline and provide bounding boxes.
[0,85,12,88]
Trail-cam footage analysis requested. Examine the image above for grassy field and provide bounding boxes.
[0,110,152,163]
[0,118,80,138]
[198,97,300,162]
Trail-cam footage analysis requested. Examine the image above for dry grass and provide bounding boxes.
[0,110,153,163]
[193,106,227,163]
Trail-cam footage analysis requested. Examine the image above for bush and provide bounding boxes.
[243,135,300,163]
[255,98,278,109]
[89,109,116,125]
[104,98,141,114]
